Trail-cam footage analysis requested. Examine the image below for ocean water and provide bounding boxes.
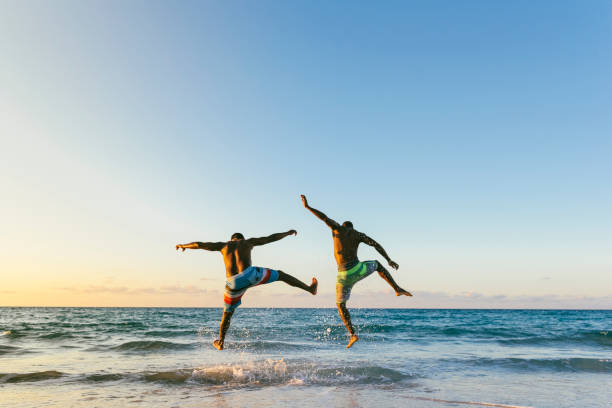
[0,308,610,408]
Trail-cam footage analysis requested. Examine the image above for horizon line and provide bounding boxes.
[1,306,610,311]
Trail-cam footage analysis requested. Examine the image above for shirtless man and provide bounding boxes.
[176,230,318,350]
[301,195,411,348]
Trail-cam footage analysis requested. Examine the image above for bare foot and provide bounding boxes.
[346,335,359,349]
[396,289,412,297]
[213,340,224,350]
[310,278,318,295]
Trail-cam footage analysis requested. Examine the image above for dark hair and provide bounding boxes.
[342,221,353,228]
[231,232,245,240]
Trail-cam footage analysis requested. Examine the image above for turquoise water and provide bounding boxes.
[0,308,610,407]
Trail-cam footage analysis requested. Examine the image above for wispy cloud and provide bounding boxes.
[0,290,16,294]
[349,291,612,309]
[55,285,212,296]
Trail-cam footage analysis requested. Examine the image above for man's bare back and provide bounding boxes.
[331,227,361,269]
[220,240,254,278]
[331,226,401,271]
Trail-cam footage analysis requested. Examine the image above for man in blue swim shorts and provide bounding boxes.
[301,195,412,348]
[177,230,318,350]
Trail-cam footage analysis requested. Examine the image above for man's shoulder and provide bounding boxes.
[331,225,345,235]
[354,230,368,240]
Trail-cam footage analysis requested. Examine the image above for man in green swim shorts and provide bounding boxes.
[301,195,412,348]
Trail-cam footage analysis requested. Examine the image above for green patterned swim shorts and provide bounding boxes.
[336,260,378,303]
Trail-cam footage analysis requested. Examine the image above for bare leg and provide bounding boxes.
[376,263,412,296]
[277,271,318,294]
[213,310,234,350]
[337,302,359,348]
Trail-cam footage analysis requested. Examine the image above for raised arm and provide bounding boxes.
[247,230,297,247]
[176,241,226,252]
[359,233,399,270]
[300,195,340,229]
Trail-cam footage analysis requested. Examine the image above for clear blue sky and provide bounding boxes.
[1,1,610,307]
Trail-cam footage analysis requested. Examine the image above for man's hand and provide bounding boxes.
[388,260,399,270]
[300,194,308,208]
[176,244,186,252]
[288,229,297,236]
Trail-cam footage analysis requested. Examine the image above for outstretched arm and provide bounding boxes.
[247,230,297,246]
[359,233,399,270]
[176,241,225,252]
[300,195,340,229]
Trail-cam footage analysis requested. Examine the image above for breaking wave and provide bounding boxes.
[0,359,415,388]
[0,360,414,387]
